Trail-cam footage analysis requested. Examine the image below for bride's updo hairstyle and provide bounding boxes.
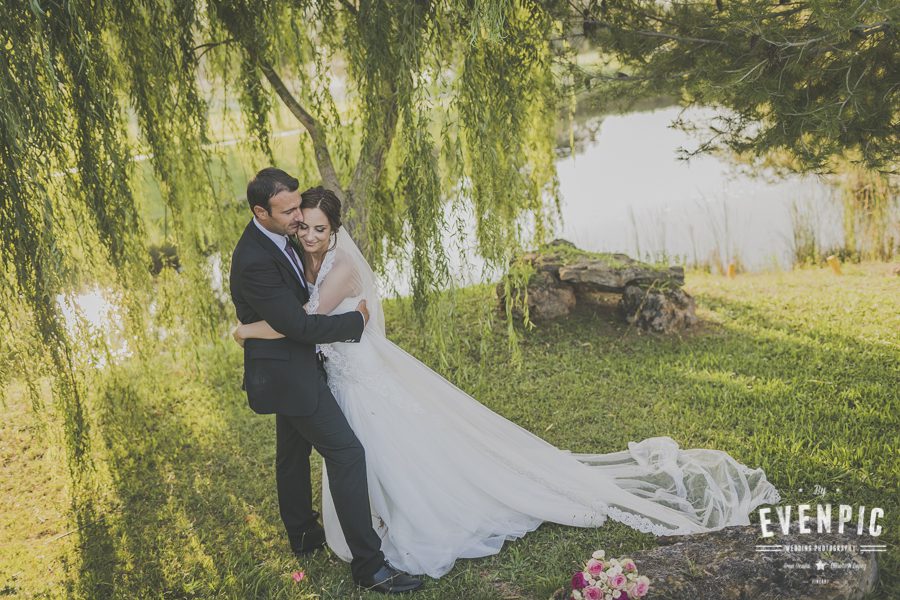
[300,186,342,251]
[299,186,342,232]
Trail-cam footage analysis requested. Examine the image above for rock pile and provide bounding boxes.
[499,240,697,333]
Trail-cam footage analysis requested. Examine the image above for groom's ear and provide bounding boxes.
[252,204,269,221]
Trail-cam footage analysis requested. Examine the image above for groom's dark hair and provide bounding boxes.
[246,167,299,213]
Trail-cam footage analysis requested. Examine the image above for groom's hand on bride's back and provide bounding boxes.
[356,299,369,326]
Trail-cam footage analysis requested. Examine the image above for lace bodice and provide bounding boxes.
[304,249,330,315]
[305,246,367,382]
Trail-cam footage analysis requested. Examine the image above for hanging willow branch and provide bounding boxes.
[0,0,565,482]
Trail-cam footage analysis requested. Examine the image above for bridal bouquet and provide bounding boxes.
[569,550,650,600]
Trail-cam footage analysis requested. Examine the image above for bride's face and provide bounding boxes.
[298,207,332,255]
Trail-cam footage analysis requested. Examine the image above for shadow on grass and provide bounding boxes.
[69,491,119,599]
[68,347,306,598]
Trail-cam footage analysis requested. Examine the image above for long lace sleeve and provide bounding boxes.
[307,248,364,316]
[310,228,387,336]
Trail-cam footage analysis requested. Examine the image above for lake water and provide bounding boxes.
[386,104,846,294]
[556,105,843,270]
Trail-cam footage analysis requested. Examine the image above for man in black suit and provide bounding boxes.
[229,168,422,593]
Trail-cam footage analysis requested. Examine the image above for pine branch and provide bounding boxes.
[583,19,729,46]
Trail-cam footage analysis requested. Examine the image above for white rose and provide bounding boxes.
[592,550,606,560]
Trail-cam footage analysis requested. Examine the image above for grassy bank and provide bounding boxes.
[2,262,898,599]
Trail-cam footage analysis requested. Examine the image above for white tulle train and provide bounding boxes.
[308,231,781,579]
[318,328,780,578]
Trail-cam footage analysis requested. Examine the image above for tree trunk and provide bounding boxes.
[254,56,399,261]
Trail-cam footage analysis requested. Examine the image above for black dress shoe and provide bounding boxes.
[290,524,326,556]
[355,563,423,594]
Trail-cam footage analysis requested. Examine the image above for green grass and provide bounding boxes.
[2,262,898,599]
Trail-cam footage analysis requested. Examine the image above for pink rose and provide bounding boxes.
[571,571,588,590]
[291,571,305,582]
[583,586,602,600]
[621,559,636,572]
[633,576,650,597]
[610,573,627,589]
[586,558,605,576]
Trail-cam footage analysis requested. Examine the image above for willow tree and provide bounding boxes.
[0,0,565,484]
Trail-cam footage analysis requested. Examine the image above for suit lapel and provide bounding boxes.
[247,221,309,295]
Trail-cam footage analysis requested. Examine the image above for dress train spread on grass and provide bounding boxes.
[312,229,781,578]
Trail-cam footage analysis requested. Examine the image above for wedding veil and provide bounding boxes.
[308,227,386,336]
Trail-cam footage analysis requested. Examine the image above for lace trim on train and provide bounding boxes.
[604,505,691,536]
[738,463,783,505]
[602,463,783,536]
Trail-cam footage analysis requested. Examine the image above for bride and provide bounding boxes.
[233,186,781,579]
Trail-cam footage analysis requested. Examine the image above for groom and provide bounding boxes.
[229,168,422,593]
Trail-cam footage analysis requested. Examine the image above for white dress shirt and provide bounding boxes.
[253,218,305,283]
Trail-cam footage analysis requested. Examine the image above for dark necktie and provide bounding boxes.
[283,238,307,290]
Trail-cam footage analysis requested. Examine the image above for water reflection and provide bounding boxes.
[383,104,847,295]
[56,288,130,367]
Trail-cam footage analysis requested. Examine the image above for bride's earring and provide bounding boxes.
[328,231,337,252]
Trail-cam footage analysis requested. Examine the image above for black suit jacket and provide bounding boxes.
[229,220,364,416]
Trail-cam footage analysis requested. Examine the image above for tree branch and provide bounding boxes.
[348,81,398,198]
[255,58,345,198]
[345,78,400,256]
[337,0,358,17]
[192,38,236,59]
[761,6,807,21]
[851,22,892,38]
[582,19,729,46]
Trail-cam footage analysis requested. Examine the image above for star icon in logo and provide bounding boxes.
[815,560,827,571]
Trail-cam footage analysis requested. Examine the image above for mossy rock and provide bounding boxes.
[515,239,684,293]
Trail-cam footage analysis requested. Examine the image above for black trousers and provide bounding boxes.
[275,370,384,580]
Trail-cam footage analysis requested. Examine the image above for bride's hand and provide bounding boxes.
[231,322,245,347]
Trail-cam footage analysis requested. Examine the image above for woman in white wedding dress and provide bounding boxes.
[234,187,781,579]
